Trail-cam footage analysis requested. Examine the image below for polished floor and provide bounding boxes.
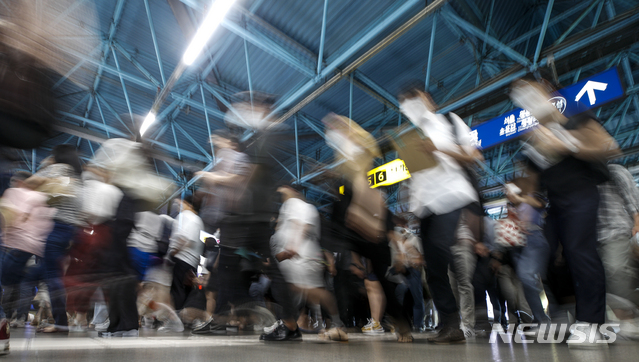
[3,327,639,362]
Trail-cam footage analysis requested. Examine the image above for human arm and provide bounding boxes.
[324,250,337,276]
[195,170,247,187]
[567,119,621,161]
[506,191,544,208]
[532,118,620,161]
[349,252,366,279]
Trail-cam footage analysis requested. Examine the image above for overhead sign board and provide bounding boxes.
[471,67,625,149]
[367,159,411,188]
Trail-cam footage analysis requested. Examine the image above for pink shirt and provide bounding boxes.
[1,188,55,257]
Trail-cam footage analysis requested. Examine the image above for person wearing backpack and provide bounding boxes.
[510,77,620,347]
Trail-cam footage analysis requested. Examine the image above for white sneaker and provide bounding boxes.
[158,322,184,333]
[263,320,283,334]
[361,319,384,335]
[191,319,204,330]
[567,322,609,349]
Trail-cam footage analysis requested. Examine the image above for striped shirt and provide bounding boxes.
[35,163,83,226]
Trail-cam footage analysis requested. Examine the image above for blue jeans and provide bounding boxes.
[511,229,551,323]
[44,221,76,327]
[1,249,44,320]
[395,267,426,329]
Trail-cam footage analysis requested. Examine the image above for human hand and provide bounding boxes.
[328,263,337,277]
[350,264,365,279]
[474,242,490,257]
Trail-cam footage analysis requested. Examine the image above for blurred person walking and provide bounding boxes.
[398,85,481,344]
[64,166,122,332]
[0,171,54,327]
[196,98,303,341]
[271,185,347,341]
[24,145,83,333]
[89,138,174,338]
[391,228,426,332]
[167,196,204,312]
[510,78,620,348]
[503,174,551,327]
[324,113,412,342]
[597,164,639,338]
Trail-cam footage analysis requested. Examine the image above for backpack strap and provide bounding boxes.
[442,112,462,145]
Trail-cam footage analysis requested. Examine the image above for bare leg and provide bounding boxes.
[364,279,386,322]
[205,291,216,320]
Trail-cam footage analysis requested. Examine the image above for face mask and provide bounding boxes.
[510,84,556,123]
[326,129,365,161]
[400,98,429,124]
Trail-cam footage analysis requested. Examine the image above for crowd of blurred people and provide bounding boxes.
[0,77,639,354]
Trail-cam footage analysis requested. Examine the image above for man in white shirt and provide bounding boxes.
[168,196,204,311]
[398,84,480,344]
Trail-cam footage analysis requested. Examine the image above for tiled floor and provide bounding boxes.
[3,328,639,361]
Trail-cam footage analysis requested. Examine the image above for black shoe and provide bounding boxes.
[427,327,466,344]
[191,319,227,335]
[259,323,302,342]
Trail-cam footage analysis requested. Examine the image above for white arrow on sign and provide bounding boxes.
[575,81,607,105]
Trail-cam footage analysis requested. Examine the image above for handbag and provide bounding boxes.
[345,174,387,243]
[494,213,527,248]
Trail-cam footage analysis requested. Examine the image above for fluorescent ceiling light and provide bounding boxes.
[140,112,156,136]
[182,0,236,65]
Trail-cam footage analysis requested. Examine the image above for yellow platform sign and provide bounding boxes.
[367,159,411,188]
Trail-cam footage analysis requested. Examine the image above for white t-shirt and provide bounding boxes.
[127,211,163,253]
[170,210,204,268]
[408,111,478,217]
[271,198,322,261]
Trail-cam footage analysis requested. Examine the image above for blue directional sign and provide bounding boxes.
[470,67,625,149]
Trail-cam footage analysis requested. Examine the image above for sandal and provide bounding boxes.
[40,325,68,333]
[318,328,349,342]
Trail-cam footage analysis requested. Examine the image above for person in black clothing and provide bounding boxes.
[510,78,620,348]
[194,97,302,342]
[100,193,142,337]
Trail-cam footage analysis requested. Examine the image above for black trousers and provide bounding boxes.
[171,259,196,311]
[105,275,139,333]
[420,208,463,328]
[104,192,140,332]
[217,221,297,321]
[545,186,605,324]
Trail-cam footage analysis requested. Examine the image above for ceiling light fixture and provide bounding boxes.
[182,0,237,65]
